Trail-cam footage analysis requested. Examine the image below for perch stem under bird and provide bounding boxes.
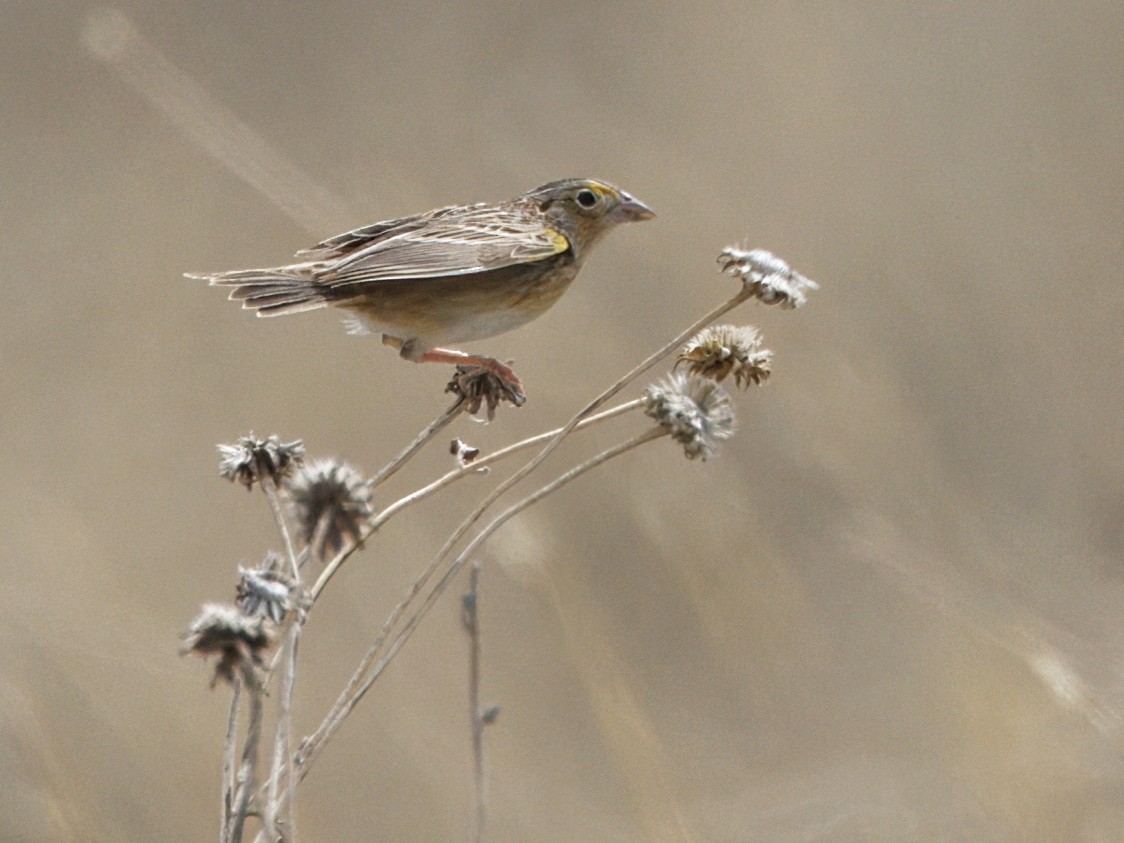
[187,179,654,403]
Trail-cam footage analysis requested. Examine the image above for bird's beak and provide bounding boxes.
[611,193,656,223]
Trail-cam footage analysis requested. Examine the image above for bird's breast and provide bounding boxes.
[337,259,579,349]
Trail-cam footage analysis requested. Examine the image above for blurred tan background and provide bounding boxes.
[2,2,1122,841]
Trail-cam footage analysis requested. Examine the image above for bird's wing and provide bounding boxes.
[294,204,471,260]
[308,204,571,288]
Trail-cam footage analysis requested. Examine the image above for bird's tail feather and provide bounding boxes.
[186,264,329,316]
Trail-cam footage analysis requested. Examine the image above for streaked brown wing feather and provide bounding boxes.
[294,203,474,260]
[313,204,570,289]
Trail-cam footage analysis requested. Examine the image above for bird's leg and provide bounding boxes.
[386,337,526,403]
[419,347,526,402]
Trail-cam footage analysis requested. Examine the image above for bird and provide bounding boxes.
[187,178,655,402]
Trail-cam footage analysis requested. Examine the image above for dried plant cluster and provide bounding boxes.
[182,247,818,843]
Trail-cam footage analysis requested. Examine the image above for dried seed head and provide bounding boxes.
[450,438,481,467]
[218,434,305,490]
[643,372,736,461]
[677,325,773,388]
[717,247,819,309]
[236,553,296,624]
[447,365,524,420]
[181,603,275,687]
[288,459,374,561]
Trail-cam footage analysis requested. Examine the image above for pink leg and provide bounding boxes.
[420,347,526,400]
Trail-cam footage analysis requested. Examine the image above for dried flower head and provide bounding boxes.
[677,325,772,388]
[717,247,819,308]
[643,372,736,461]
[218,434,305,490]
[236,553,296,624]
[288,459,374,561]
[447,365,525,420]
[181,603,276,687]
[450,438,481,467]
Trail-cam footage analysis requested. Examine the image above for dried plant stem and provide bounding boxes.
[294,427,666,783]
[221,679,243,843]
[315,287,750,606]
[259,466,303,842]
[374,398,647,529]
[585,286,754,407]
[308,398,644,603]
[264,624,300,842]
[308,545,352,603]
[459,428,656,840]
[464,562,486,843]
[260,471,300,583]
[399,286,756,630]
[294,583,422,775]
[294,289,750,783]
[227,668,264,843]
[294,402,646,774]
[385,427,667,665]
[367,398,465,490]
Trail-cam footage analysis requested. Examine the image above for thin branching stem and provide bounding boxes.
[294,289,750,782]
[259,471,300,583]
[257,468,303,843]
[265,624,300,842]
[294,427,666,782]
[307,544,352,604]
[308,398,644,603]
[295,400,645,774]
[293,591,413,773]
[321,286,751,602]
[373,398,648,531]
[367,398,466,490]
[284,630,301,843]
[221,679,243,843]
[385,287,755,638]
[464,562,486,843]
[381,427,667,669]
[287,287,752,794]
[227,668,264,843]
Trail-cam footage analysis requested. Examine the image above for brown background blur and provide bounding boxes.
[3,2,1122,841]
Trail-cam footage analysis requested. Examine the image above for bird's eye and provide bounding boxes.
[575,188,598,209]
